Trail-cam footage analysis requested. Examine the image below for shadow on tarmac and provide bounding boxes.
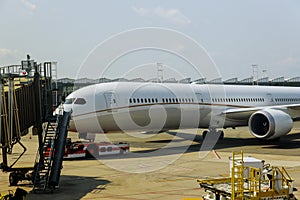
[26,176,110,200]
[62,131,300,161]
[97,130,300,159]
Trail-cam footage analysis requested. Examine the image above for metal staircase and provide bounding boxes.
[32,110,71,193]
[33,116,60,192]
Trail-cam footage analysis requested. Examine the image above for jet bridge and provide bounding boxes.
[0,56,69,192]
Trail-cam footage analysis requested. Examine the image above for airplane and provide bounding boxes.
[62,81,300,141]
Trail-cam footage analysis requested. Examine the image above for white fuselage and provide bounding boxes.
[64,82,300,135]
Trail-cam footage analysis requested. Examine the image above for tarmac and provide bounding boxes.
[1,122,300,200]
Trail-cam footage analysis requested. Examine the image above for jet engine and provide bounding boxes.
[248,109,293,139]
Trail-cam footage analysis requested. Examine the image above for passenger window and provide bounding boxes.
[107,147,112,152]
[74,98,86,105]
[129,99,132,103]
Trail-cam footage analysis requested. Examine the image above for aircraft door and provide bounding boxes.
[104,92,117,110]
[266,93,274,105]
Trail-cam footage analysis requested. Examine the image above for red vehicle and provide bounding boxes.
[45,138,129,159]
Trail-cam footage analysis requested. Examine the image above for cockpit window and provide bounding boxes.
[74,98,86,105]
[65,98,75,104]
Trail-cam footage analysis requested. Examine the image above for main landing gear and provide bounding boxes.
[202,129,224,140]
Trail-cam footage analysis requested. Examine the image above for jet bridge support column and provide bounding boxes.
[0,75,8,170]
[33,64,44,166]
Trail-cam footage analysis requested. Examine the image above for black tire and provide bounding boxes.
[217,130,224,140]
[9,173,18,186]
[202,130,208,140]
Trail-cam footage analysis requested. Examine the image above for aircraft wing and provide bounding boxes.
[222,104,300,121]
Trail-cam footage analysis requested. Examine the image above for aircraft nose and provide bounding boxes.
[63,104,72,112]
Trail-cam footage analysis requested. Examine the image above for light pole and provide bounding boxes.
[252,64,258,85]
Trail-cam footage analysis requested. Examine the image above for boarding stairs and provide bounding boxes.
[32,115,60,192]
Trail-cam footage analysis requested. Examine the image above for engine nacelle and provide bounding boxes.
[248,109,293,140]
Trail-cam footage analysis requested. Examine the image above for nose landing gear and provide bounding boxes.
[202,129,224,140]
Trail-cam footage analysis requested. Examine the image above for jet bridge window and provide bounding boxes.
[74,98,86,105]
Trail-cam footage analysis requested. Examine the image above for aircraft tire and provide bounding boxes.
[9,173,18,186]
[217,130,224,140]
[202,130,208,140]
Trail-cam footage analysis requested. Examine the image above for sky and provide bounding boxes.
[0,0,300,81]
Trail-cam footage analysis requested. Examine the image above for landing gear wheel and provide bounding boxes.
[202,130,208,140]
[9,173,18,186]
[217,130,224,140]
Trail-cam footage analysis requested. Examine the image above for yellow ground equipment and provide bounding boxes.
[197,151,296,200]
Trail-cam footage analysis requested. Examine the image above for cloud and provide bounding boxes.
[277,57,299,65]
[0,48,12,56]
[132,6,191,26]
[21,0,37,13]
[0,48,23,65]
[132,7,149,16]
